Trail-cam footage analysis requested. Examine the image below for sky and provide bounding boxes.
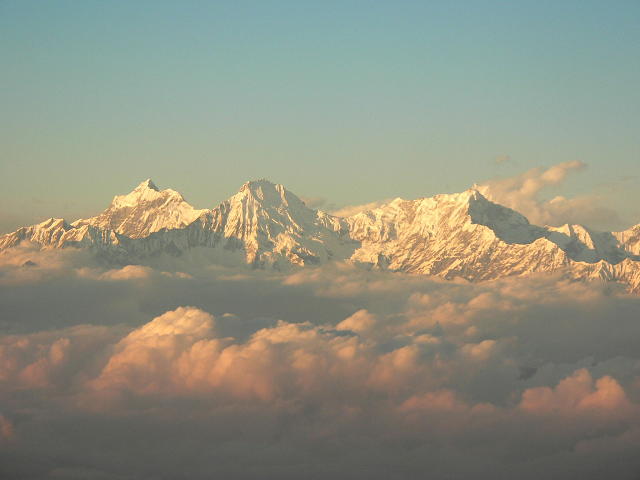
[1,0,639,231]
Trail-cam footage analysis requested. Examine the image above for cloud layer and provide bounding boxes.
[1,248,640,479]
[477,161,626,230]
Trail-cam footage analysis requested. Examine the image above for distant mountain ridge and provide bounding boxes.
[2,179,640,292]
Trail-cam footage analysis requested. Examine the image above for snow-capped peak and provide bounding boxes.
[110,179,174,209]
[134,178,159,192]
[71,179,205,238]
[227,178,315,219]
[234,179,300,209]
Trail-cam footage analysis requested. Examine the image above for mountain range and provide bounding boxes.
[2,179,640,292]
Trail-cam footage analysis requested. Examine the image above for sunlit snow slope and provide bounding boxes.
[2,179,639,291]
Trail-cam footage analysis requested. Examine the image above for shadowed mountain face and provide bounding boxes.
[2,179,640,290]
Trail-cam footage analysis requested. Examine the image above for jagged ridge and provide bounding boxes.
[1,179,640,291]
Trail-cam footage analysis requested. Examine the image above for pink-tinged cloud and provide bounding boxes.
[478,161,626,230]
[336,309,377,333]
[520,368,632,415]
[0,415,13,442]
[1,256,640,478]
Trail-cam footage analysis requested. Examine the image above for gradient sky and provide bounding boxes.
[1,0,639,232]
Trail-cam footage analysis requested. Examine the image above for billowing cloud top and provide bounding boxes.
[1,245,640,479]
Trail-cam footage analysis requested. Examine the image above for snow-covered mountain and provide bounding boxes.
[183,179,357,268]
[72,179,205,238]
[2,179,640,291]
[0,179,357,269]
[345,189,640,290]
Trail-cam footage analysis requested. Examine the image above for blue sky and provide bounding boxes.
[1,0,638,231]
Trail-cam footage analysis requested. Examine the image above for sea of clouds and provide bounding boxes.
[1,244,640,479]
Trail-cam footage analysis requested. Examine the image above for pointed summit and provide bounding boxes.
[238,179,282,195]
[70,179,205,238]
[214,179,353,266]
[466,186,487,201]
[431,187,488,207]
[135,178,159,192]
[232,179,303,209]
[110,179,166,209]
[241,178,276,188]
